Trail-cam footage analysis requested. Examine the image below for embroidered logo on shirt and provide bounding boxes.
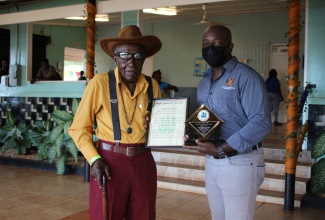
[226,77,234,87]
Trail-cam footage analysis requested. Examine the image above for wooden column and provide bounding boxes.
[86,0,96,83]
[284,0,300,211]
[84,0,97,182]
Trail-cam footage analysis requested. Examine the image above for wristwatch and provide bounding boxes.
[214,145,227,159]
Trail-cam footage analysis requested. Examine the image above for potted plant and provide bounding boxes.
[47,98,79,175]
[0,111,31,155]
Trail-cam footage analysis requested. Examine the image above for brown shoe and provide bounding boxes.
[274,121,282,126]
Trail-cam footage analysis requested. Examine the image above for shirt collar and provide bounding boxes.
[204,56,239,77]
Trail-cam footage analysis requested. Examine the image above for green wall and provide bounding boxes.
[33,25,87,73]
[306,0,325,103]
[95,12,291,88]
[0,8,305,98]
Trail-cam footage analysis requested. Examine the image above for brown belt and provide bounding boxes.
[99,141,150,156]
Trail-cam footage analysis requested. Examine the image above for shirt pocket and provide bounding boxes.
[217,88,236,115]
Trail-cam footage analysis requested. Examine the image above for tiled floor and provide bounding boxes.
[0,166,324,220]
[0,124,324,219]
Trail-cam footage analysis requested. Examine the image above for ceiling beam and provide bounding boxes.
[97,0,230,14]
[0,4,85,25]
[0,0,231,25]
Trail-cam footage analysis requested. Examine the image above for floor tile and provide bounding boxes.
[0,125,325,220]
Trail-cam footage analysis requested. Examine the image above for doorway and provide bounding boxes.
[269,43,288,124]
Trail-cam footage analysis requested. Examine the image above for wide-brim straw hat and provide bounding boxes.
[100,25,162,58]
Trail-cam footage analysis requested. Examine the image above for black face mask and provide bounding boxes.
[202,46,228,68]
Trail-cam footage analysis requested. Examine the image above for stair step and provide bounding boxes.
[156,161,205,182]
[157,177,303,207]
[154,125,310,207]
[265,159,312,178]
[152,147,202,155]
[263,148,315,163]
[261,174,309,194]
[153,151,313,179]
[157,176,206,194]
[257,189,303,207]
[152,149,205,167]
[156,161,309,194]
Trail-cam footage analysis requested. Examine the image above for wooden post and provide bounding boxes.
[86,0,96,83]
[84,0,97,182]
[284,0,300,211]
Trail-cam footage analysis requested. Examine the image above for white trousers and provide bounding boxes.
[205,147,265,220]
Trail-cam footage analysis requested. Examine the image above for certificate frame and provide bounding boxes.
[146,97,189,148]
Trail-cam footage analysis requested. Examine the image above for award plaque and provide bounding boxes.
[185,104,223,145]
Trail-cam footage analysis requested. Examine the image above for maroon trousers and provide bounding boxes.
[89,146,157,220]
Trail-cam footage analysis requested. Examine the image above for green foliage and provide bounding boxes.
[29,119,52,160]
[48,98,80,175]
[0,112,31,155]
[0,99,80,175]
[56,154,68,175]
[311,130,325,195]
[312,131,325,159]
[311,158,325,195]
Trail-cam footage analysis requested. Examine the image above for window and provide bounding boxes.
[63,47,85,81]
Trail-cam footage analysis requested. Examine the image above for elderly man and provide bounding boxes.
[68,25,161,220]
[183,25,272,220]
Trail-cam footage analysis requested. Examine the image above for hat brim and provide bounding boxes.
[100,36,162,58]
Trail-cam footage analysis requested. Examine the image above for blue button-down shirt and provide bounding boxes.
[197,56,272,153]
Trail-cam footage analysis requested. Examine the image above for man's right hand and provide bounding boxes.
[90,159,111,188]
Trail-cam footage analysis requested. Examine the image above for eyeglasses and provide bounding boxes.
[114,52,146,61]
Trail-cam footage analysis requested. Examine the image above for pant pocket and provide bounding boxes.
[256,163,265,188]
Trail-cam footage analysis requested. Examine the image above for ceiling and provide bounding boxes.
[0,0,306,27]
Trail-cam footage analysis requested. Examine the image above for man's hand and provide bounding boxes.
[182,135,218,156]
[90,159,111,188]
[144,113,150,129]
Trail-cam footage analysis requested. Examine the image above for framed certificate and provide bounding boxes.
[146,97,189,148]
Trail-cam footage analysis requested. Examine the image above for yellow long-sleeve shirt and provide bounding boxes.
[68,68,160,163]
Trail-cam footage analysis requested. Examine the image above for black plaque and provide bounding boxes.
[185,104,223,145]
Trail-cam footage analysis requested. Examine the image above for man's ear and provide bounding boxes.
[228,43,234,53]
[113,56,118,64]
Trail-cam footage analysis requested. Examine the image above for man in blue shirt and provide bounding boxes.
[183,25,272,220]
[152,69,179,97]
